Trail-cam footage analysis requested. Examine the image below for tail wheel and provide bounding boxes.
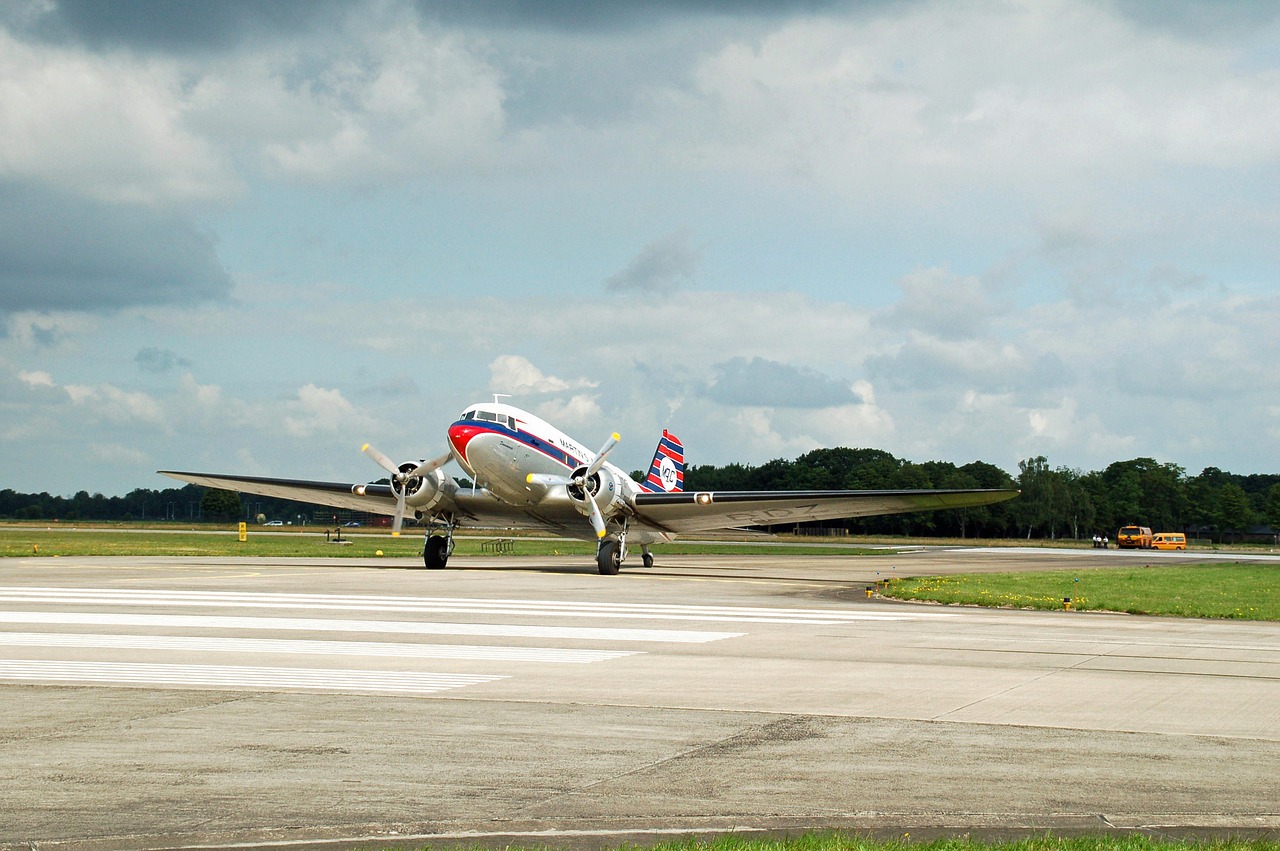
[597,540,621,575]
[424,535,449,569]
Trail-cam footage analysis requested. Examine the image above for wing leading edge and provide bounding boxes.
[157,470,557,531]
[631,488,1018,535]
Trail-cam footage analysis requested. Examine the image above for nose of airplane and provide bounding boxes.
[447,421,480,465]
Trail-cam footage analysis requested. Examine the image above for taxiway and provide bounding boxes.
[1,547,1276,849]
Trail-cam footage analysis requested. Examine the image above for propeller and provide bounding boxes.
[526,432,620,539]
[361,444,452,536]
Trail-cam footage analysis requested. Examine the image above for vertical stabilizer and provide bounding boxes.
[644,430,684,493]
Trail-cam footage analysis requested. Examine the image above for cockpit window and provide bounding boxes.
[461,409,514,428]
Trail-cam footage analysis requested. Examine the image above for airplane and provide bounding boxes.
[160,398,1018,574]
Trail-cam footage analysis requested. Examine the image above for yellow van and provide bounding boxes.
[1151,532,1187,551]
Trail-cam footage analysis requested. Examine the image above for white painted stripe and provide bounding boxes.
[0,587,943,623]
[0,632,640,663]
[0,659,503,694]
[0,611,743,643]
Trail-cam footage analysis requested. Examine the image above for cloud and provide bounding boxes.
[604,230,701,295]
[135,348,194,374]
[704,357,861,408]
[0,182,233,314]
[18,0,345,51]
[877,267,1004,340]
[62,382,167,428]
[0,31,236,203]
[281,384,375,439]
[489,355,597,396]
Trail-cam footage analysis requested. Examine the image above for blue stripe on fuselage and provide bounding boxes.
[451,420,583,471]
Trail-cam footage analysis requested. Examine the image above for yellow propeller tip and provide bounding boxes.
[361,443,370,451]
[525,473,535,483]
[391,531,400,537]
[597,530,607,539]
[611,432,620,440]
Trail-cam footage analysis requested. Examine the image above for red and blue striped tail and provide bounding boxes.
[643,429,684,493]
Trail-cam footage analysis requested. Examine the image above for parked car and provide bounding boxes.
[263,520,284,526]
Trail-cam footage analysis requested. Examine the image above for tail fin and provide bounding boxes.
[644,429,684,493]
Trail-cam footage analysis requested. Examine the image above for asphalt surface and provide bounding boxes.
[1,546,1277,850]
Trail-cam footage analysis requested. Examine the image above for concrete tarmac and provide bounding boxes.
[1,547,1277,850]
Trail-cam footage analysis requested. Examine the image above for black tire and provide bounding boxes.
[642,552,654,568]
[424,535,449,569]
[597,540,621,575]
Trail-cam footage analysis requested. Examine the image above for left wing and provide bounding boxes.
[157,470,569,532]
[629,488,1018,535]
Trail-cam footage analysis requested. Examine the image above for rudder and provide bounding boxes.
[644,429,684,493]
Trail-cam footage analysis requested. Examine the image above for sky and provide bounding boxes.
[2,0,1279,497]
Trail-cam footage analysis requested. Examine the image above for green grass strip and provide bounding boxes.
[0,527,884,559]
[880,564,1280,620]
[638,834,1279,851]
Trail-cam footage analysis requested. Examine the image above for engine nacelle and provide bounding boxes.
[566,466,630,520]
[398,464,455,514]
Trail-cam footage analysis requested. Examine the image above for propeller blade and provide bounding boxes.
[361,443,400,479]
[585,491,607,539]
[391,489,406,537]
[585,433,621,477]
[409,451,453,479]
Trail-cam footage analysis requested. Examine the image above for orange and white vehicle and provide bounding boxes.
[1117,525,1154,549]
[1151,532,1187,551]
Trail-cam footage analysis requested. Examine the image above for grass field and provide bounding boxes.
[634,835,1278,851]
[880,564,1280,620]
[0,525,887,559]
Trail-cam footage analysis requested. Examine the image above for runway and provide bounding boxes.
[1,548,1277,849]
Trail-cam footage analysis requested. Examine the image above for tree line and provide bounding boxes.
[682,450,1280,542]
[4,450,1279,541]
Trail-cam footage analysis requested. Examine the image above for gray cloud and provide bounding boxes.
[704,357,861,408]
[0,182,232,314]
[12,0,345,52]
[413,1,861,33]
[604,230,701,295]
[135,348,193,374]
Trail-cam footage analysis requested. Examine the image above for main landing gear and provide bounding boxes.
[596,539,621,575]
[422,524,455,569]
[597,527,656,574]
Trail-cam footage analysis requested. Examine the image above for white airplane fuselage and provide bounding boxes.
[445,402,642,510]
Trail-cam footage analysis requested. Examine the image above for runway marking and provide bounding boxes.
[0,632,641,663]
[0,587,951,624]
[0,611,744,643]
[0,585,950,697]
[0,659,503,694]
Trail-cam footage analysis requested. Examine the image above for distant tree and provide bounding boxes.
[1266,484,1280,541]
[1213,483,1255,543]
[200,488,242,522]
[1013,456,1053,539]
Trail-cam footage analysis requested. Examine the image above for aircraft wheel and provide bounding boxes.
[597,540,621,575]
[424,535,449,569]
[642,552,654,568]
